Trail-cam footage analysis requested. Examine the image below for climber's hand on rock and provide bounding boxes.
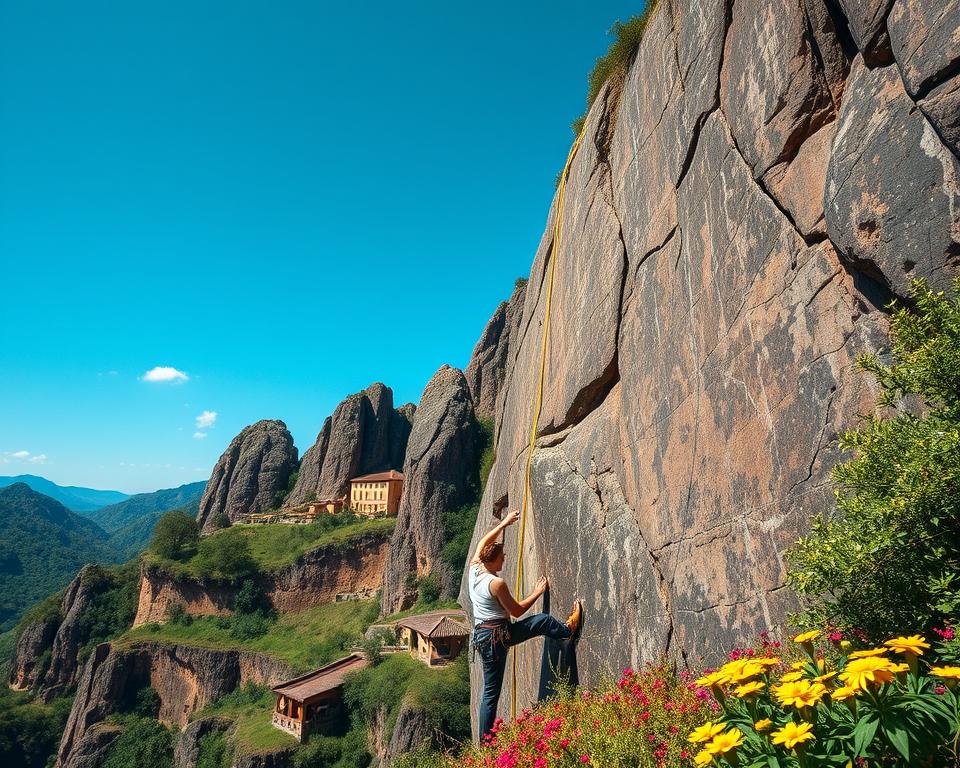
[535,576,548,595]
[502,510,520,527]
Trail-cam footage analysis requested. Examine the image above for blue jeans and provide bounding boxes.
[474,613,571,740]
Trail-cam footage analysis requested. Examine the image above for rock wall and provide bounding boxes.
[197,420,299,531]
[286,383,415,505]
[462,0,958,730]
[8,609,59,692]
[381,366,479,614]
[56,641,292,768]
[465,282,526,423]
[133,530,392,625]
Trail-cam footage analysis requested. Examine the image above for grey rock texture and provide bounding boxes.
[465,282,526,423]
[838,0,894,60]
[8,609,59,691]
[381,366,479,615]
[285,383,414,505]
[56,641,292,768]
[174,717,231,768]
[196,420,298,531]
[461,0,957,735]
[825,58,960,295]
[60,722,122,768]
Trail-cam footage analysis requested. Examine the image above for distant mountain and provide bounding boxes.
[91,481,205,533]
[0,475,128,512]
[93,481,206,560]
[0,483,119,631]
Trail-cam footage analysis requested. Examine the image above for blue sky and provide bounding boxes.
[0,1,640,494]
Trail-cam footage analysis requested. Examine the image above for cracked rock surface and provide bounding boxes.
[460,0,957,731]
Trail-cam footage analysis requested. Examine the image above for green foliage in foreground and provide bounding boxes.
[293,728,369,768]
[102,716,173,768]
[149,509,200,561]
[145,515,395,579]
[123,599,371,672]
[196,683,296,757]
[72,561,140,664]
[196,729,230,768]
[0,688,73,768]
[788,279,960,639]
[571,3,659,136]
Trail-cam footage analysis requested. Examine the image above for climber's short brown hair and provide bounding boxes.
[479,540,504,564]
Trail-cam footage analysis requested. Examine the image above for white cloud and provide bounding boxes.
[195,410,218,429]
[28,454,47,464]
[193,431,208,440]
[3,450,48,465]
[142,366,189,383]
[10,450,30,460]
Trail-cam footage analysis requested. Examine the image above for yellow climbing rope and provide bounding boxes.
[510,129,584,719]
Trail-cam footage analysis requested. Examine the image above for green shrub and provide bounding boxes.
[74,561,139,661]
[411,655,471,742]
[196,729,230,768]
[194,530,257,583]
[418,573,442,606]
[0,689,72,768]
[293,728,370,768]
[167,602,192,626]
[228,611,273,641]
[361,627,395,667]
[150,510,200,561]
[212,511,231,530]
[514,276,528,292]
[234,578,270,616]
[572,4,659,134]
[101,716,173,768]
[788,278,960,639]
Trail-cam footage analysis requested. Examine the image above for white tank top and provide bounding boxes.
[468,563,509,625]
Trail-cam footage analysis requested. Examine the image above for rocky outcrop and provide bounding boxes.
[286,384,414,506]
[133,529,392,625]
[8,609,59,691]
[56,641,292,768]
[465,282,526,423]
[60,722,122,768]
[381,366,479,615]
[462,0,957,732]
[369,701,433,766]
[174,717,231,768]
[197,420,298,531]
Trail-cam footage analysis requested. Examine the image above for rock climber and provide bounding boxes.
[468,509,583,740]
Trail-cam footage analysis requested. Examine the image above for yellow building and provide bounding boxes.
[349,470,403,516]
[396,610,470,667]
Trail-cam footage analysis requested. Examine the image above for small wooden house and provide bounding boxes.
[397,610,470,667]
[271,653,369,742]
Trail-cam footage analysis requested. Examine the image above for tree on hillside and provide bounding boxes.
[194,530,256,582]
[149,511,199,562]
[788,278,960,639]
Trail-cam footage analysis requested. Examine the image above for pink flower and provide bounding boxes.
[579,756,590,764]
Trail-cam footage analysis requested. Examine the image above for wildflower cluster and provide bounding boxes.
[689,630,960,766]
[460,664,708,767]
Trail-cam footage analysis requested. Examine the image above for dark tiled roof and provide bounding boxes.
[397,610,469,639]
[350,470,404,483]
[272,653,368,702]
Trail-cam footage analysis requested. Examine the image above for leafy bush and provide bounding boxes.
[234,577,270,616]
[196,728,230,768]
[101,716,174,768]
[412,655,471,742]
[167,602,192,626]
[212,511,231,530]
[74,561,139,661]
[690,630,960,767]
[361,627,396,667]
[418,573,442,606]
[150,510,200,561]
[788,279,960,640]
[0,689,72,768]
[571,5,659,135]
[514,276,528,292]
[293,728,370,768]
[228,610,273,641]
[195,529,257,583]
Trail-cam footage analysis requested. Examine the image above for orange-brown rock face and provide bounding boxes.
[461,0,958,731]
[133,530,391,626]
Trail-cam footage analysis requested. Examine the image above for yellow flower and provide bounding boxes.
[705,728,744,756]
[813,671,836,684]
[727,662,765,683]
[840,656,896,689]
[847,648,887,659]
[754,718,773,732]
[889,662,910,675]
[774,680,827,709]
[931,666,960,680]
[696,671,729,688]
[734,680,765,697]
[753,656,781,669]
[771,721,815,749]
[884,635,931,657]
[831,685,858,701]
[840,640,851,650]
[688,721,726,744]
[793,630,820,644]
[791,660,805,670]
[779,671,804,683]
[693,750,713,767]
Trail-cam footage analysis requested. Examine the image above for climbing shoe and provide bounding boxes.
[566,599,583,640]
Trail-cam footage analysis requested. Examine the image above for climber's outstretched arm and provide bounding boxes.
[489,575,548,618]
[470,509,520,564]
